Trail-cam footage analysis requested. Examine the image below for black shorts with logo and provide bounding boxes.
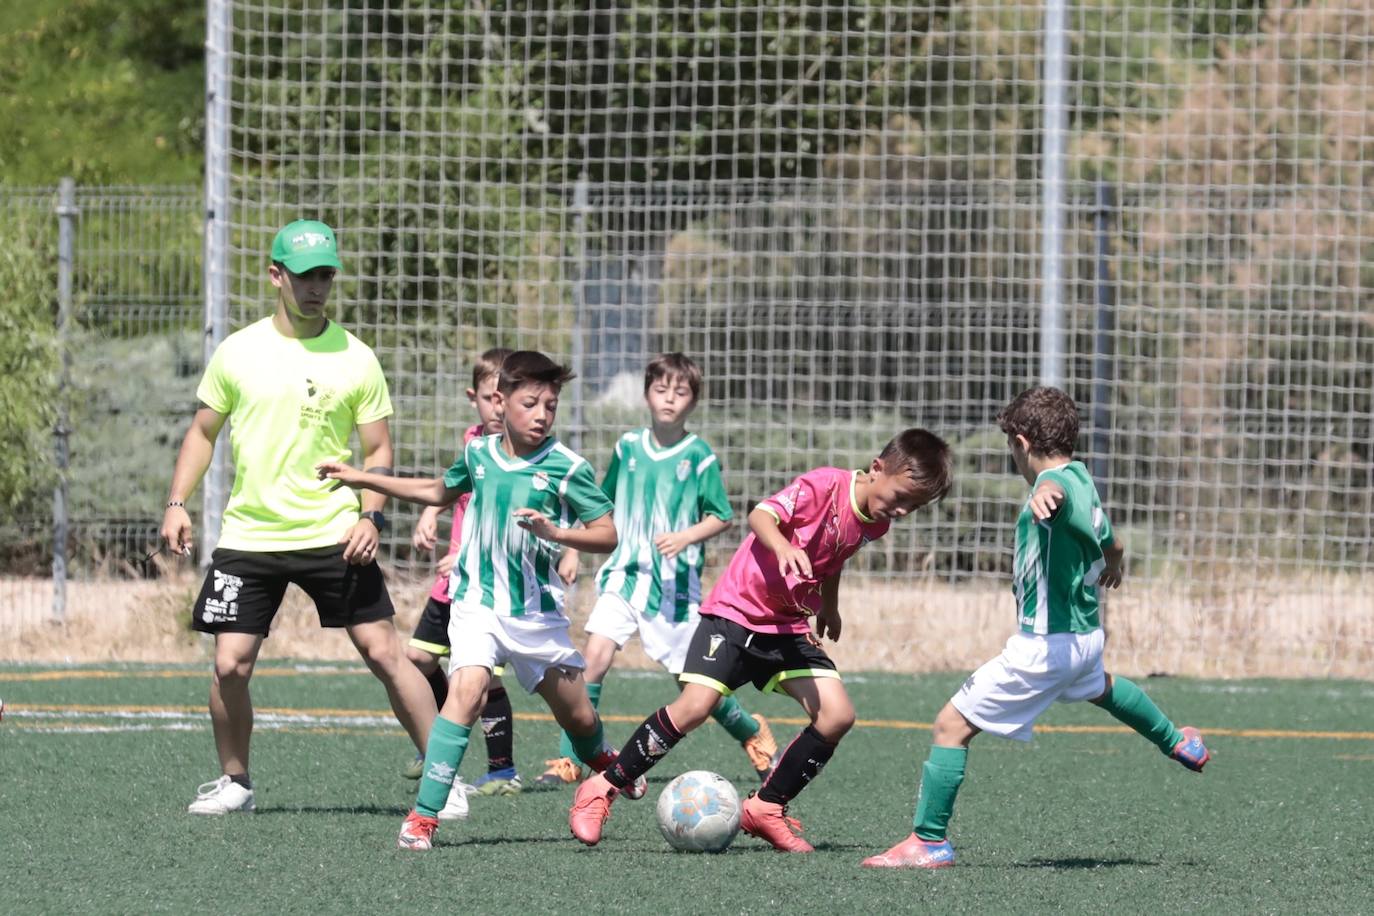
[679,614,839,695]
[191,545,394,637]
[408,596,453,655]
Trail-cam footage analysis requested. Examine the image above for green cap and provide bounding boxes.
[271,219,344,274]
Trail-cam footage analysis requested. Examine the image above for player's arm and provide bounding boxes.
[749,506,812,579]
[160,406,227,556]
[654,515,731,559]
[413,504,445,550]
[815,570,842,642]
[316,463,459,507]
[516,510,617,554]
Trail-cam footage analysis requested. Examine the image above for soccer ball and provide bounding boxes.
[655,770,741,853]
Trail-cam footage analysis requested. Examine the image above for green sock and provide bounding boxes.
[1096,676,1184,755]
[558,682,601,761]
[566,712,608,768]
[912,745,967,841]
[710,694,760,743]
[415,716,471,817]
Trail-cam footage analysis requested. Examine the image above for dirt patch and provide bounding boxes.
[3,572,1371,678]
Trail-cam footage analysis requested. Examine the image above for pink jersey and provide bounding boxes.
[700,467,890,634]
[428,423,484,603]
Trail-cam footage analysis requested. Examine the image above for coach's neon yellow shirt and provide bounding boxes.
[196,317,393,551]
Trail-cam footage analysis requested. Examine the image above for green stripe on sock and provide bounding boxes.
[710,694,760,743]
[913,745,966,841]
[1096,676,1184,755]
[416,717,471,817]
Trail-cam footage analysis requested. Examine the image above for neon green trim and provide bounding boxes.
[850,470,875,523]
[407,638,451,657]
[491,665,506,678]
[679,673,732,696]
[763,667,842,695]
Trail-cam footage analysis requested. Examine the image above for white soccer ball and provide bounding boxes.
[655,770,741,853]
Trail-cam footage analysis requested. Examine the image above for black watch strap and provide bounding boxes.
[361,510,387,531]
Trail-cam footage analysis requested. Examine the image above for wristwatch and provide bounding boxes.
[360,510,387,532]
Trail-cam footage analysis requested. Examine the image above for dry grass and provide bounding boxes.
[3,572,1372,678]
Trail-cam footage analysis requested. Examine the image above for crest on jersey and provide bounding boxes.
[706,634,725,658]
[676,459,691,481]
[532,470,549,491]
[628,457,638,473]
[474,464,486,480]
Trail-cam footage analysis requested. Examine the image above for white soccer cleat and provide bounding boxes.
[437,779,473,821]
[187,775,256,815]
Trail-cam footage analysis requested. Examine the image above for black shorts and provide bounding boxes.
[191,546,394,637]
[408,596,452,656]
[679,615,839,695]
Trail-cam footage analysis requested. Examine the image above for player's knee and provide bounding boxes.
[213,656,254,687]
[813,703,855,742]
[932,703,972,745]
[404,645,434,671]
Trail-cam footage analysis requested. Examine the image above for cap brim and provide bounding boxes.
[279,251,343,274]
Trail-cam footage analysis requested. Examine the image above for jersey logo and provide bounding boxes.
[474,464,486,480]
[627,457,638,473]
[532,471,549,491]
[676,458,691,481]
[299,377,335,429]
[706,634,725,658]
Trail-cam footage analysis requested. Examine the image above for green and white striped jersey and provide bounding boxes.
[443,435,613,618]
[595,429,734,622]
[1012,460,1115,635]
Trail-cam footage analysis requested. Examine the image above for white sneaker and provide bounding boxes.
[437,780,472,821]
[187,775,256,815]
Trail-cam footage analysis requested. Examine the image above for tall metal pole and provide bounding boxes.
[1091,183,1116,499]
[1039,0,1069,388]
[52,177,78,622]
[567,177,590,452]
[202,0,232,565]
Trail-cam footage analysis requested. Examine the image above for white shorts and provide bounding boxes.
[585,591,697,674]
[447,603,585,694]
[951,629,1107,742]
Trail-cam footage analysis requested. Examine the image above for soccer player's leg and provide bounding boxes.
[861,700,975,868]
[1091,672,1209,771]
[403,599,451,778]
[540,593,631,788]
[472,671,521,795]
[187,548,284,815]
[739,647,848,854]
[653,611,777,780]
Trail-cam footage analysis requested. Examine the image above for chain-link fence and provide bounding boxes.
[0,183,202,633]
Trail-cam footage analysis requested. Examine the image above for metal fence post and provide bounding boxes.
[52,178,78,622]
[1091,182,1116,499]
[202,0,231,565]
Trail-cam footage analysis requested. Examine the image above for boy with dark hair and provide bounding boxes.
[401,347,522,804]
[862,387,1210,869]
[569,429,954,852]
[539,353,779,788]
[320,350,643,850]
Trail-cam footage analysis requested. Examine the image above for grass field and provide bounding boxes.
[2,664,1372,914]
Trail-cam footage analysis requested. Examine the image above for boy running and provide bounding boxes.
[401,348,522,799]
[539,354,779,788]
[319,351,642,851]
[862,387,1211,869]
[569,430,954,852]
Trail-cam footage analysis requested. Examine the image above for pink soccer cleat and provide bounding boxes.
[738,793,814,853]
[861,833,955,869]
[397,810,439,851]
[569,772,618,846]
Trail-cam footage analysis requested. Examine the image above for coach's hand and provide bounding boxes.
[160,504,194,557]
[341,517,381,565]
